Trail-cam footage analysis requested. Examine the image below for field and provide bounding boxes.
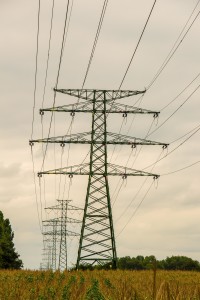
[0,269,200,300]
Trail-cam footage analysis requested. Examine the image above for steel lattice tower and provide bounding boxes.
[43,200,82,270]
[30,89,168,269]
[42,219,58,270]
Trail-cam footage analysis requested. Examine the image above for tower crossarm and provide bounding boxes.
[40,101,92,114]
[43,230,79,236]
[38,162,159,178]
[54,88,146,101]
[45,204,83,211]
[39,101,159,116]
[30,131,168,147]
[43,217,81,225]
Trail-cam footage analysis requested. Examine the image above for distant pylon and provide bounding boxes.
[43,200,82,270]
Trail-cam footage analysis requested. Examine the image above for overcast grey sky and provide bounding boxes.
[0,0,200,269]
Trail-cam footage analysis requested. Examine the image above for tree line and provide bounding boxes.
[117,255,200,271]
[78,255,200,271]
[0,211,23,269]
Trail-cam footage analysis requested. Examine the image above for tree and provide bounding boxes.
[117,255,200,271]
[162,256,200,271]
[0,211,23,269]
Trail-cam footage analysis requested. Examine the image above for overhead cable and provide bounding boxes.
[170,123,200,144]
[82,0,109,89]
[40,0,71,172]
[160,72,200,112]
[31,148,42,232]
[31,0,41,140]
[162,159,200,176]
[31,0,42,233]
[147,8,200,90]
[111,1,200,157]
[147,82,200,138]
[108,0,158,165]
[143,124,200,170]
[116,180,154,237]
[119,0,157,90]
[115,147,164,223]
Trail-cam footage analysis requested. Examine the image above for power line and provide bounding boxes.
[113,1,200,157]
[31,0,41,140]
[147,7,200,90]
[115,147,164,224]
[143,124,200,171]
[54,0,110,206]
[30,0,42,233]
[40,0,71,172]
[40,0,56,221]
[162,160,200,176]
[63,0,74,50]
[55,1,109,202]
[119,0,157,90]
[31,148,42,233]
[42,0,55,109]
[110,1,200,166]
[108,0,158,166]
[119,74,200,193]
[115,123,200,225]
[115,2,200,146]
[116,180,154,237]
[82,0,109,89]
[105,3,200,238]
[110,74,200,217]
[160,72,200,112]
[170,123,200,144]
[61,117,74,201]
[130,117,156,169]
[147,81,200,138]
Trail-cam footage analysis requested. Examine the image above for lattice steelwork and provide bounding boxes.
[42,220,58,270]
[43,200,81,270]
[30,89,168,269]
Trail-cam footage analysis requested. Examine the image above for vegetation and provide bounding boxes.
[0,269,200,299]
[117,255,200,271]
[0,211,23,269]
[77,255,200,271]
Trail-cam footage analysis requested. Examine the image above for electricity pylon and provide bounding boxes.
[40,243,53,270]
[30,89,168,269]
[43,200,82,270]
[42,219,58,270]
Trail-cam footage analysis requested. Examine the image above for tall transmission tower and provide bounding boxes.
[30,89,168,269]
[42,219,58,270]
[43,200,82,270]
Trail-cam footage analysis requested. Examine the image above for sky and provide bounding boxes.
[0,0,200,269]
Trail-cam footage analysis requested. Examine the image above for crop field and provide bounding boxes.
[0,270,200,300]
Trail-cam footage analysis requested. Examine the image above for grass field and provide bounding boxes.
[0,269,200,299]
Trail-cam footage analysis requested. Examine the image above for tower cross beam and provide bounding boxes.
[54,88,146,101]
[39,101,159,115]
[30,131,168,147]
[38,162,159,178]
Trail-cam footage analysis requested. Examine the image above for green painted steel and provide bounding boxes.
[76,90,118,269]
[31,89,168,270]
[43,200,81,271]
